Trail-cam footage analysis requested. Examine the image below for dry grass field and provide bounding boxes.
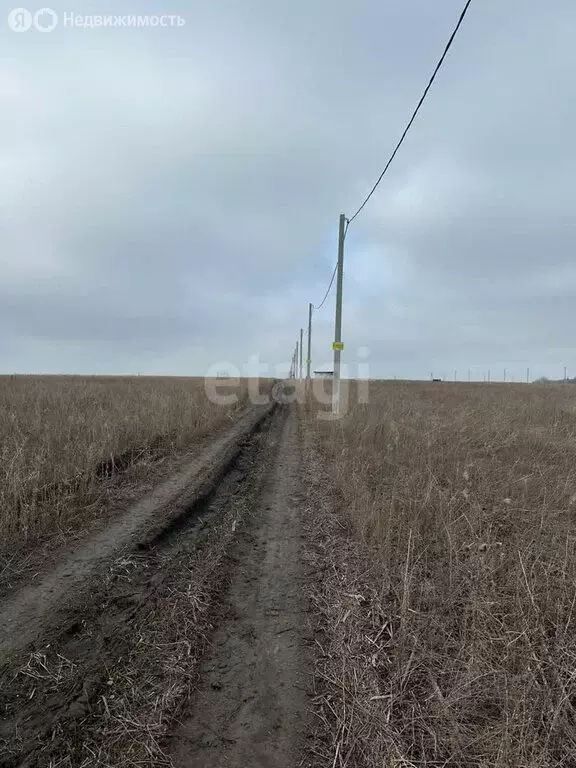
[306,380,576,766]
[4,375,576,765]
[0,375,254,554]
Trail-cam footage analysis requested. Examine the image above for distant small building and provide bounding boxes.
[432,378,442,382]
[314,370,333,379]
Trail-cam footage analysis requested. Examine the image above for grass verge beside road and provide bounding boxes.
[303,381,576,766]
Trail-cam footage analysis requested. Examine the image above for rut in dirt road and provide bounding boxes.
[169,408,310,768]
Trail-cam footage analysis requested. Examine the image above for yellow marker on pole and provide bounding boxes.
[332,342,344,351]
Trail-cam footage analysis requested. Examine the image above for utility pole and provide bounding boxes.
[564,366,567,382]
[488,369,491,384]
[468,369,471,383]
[299,328,303,379]
[332,213,346,414]
[306,303,312,380]
[454,369,457,382]
[504,368,506,383]
[295,340,299,380]
[527,367,530,384]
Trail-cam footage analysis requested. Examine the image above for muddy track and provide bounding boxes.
[169,403,309,767]
[0,405,311,767]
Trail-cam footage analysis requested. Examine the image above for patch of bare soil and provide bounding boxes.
[0,405,312,767]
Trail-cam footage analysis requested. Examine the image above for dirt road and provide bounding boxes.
[0,404,311,767]
[169,405,308,767]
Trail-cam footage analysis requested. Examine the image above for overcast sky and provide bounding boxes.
[1,0,575,381]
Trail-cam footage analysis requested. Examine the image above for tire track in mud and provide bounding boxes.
[0,405,311,767]
[168,406,310,768]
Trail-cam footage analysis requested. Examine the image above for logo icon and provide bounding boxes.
[7,8,33,31]
[7,7,58,32]
[34,7,58,31]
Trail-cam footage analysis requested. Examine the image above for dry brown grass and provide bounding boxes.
[0,375,259,551]
[305,381,576,767]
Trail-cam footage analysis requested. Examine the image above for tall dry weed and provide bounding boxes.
[308,381,576,766]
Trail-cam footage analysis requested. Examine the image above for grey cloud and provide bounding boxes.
[1,0,576,378]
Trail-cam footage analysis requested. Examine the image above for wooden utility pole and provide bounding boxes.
[299,329,303,379]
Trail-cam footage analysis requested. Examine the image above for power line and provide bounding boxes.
[312,220,349,311]
[347,0,474,226]
[313,262,337,310]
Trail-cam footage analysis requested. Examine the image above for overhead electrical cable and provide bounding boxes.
[313,220,350,310]
[313,262,338,310]
[347,0,474,225]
